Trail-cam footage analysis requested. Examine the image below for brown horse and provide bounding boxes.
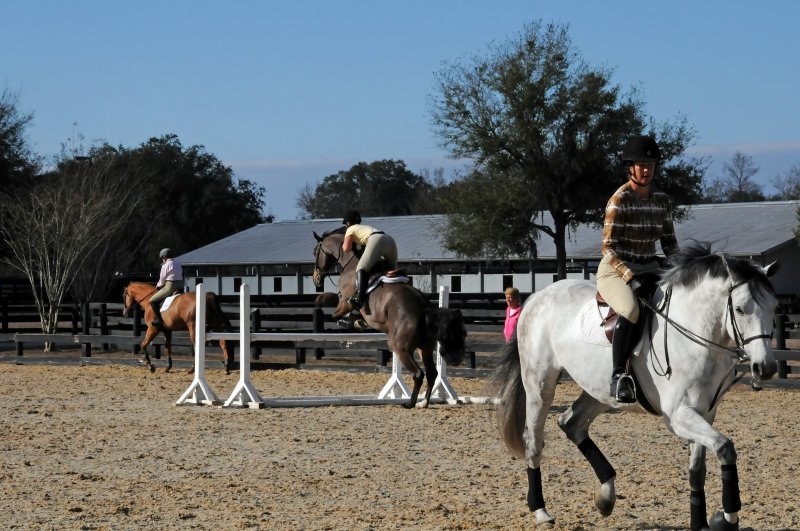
[313,228,467,408]
[122,282,234,374]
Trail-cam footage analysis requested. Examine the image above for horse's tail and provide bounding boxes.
[425,308,467,366]
[490,332,527,458]
[206,292,232,331]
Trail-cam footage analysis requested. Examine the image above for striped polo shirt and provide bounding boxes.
[601,181,679,283]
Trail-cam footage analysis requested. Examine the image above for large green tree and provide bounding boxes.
[297,159,445,218]
[430,21,705,278]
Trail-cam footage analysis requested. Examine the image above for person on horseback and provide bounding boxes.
[341,210,398,310]
[150,248,184,327]
[597,135,679,403]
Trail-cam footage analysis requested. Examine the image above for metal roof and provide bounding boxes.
[177,201,800,265]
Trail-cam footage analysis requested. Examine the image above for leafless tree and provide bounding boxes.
[771,164,800,200]
[0,157,144,342]
[707,151,764,202]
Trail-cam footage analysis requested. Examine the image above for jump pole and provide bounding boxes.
[427,286,460,404]
[223,283,265,408]
[175,283,222,406]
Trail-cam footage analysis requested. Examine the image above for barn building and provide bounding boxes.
[176,201,800,298]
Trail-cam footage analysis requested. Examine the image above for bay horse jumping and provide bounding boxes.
[313,228,467,408]
[122,281,235,374]
[492,242,779,529]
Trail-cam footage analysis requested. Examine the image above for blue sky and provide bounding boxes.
[4,0,799,220]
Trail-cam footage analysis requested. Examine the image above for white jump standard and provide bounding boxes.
[176,283,490,408]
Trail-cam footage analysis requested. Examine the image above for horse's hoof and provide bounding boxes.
[594,491,615,517]
[709,512,738,531]
[534,508,555,524]
[415,399,429,409]
[148,365,155,374]
[401,401,415,409]
[164,367,171,373]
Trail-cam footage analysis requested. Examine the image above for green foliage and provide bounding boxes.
[297,159,444,218]
[430,21,705,276]
[85,135,267,276]
[0,88,40,189]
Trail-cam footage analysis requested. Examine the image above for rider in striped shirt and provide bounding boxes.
[597,135,679,403]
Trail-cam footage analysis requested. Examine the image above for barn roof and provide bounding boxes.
[177,201,800,265]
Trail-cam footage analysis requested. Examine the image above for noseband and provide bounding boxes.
[725,280,773,355]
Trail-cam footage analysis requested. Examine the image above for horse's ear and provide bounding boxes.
[763,260,780,278]
[313,231,322,242]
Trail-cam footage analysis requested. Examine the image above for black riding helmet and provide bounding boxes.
[342,210,362,225]
[621,135,661,164]
[159,248,172,259]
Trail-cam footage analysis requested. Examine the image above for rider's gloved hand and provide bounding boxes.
[629,278,644,298]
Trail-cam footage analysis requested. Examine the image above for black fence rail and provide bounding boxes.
[5,295,800,378]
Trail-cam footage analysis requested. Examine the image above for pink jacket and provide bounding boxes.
[504,305,522,342]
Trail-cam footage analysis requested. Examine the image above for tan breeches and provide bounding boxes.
[596,256,662,324]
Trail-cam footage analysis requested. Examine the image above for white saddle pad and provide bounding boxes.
[573,301,613,346]
[159,294,180,312]
[573,299,653,357]
[366,275,410,294]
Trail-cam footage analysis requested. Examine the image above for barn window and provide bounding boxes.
[273,277,283,293]
[450,275,462,293]
[233,277,243,293]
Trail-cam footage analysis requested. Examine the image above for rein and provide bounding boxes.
[313,240,356,286]
[641,279,763,368]
[124,284,158,312]
[637,257,772,409]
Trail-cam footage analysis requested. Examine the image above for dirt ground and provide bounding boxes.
[1,356,798,530]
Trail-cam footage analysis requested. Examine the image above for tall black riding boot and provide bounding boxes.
[150,301,163,327]
[350,269,368,310]
[610,316,637,403]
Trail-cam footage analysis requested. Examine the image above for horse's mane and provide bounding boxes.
[660,240,775,305]
[321,226,346,238]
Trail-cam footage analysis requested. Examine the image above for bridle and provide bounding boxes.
[313,240,341,284]
[122,284,158,317]
[645,278,772,369]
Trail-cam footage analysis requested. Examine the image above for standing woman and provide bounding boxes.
[503,287,522,343]
[341,210,398,310]
[597,135,679,403]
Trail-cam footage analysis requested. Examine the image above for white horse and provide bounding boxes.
[493,242,778,530]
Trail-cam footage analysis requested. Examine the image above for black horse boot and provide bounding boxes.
[350,269,368,310]
[150,300,164,328]
[610,316,637,403]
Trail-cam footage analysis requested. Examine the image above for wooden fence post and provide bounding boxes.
[250,308,261,360]
[132,306,142,354]
[775,314,788,379]
[313,308,325,359]
[99,303,109,351]
[1,297,8,333]
[80,302,92,357]
[70,305,79,335]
